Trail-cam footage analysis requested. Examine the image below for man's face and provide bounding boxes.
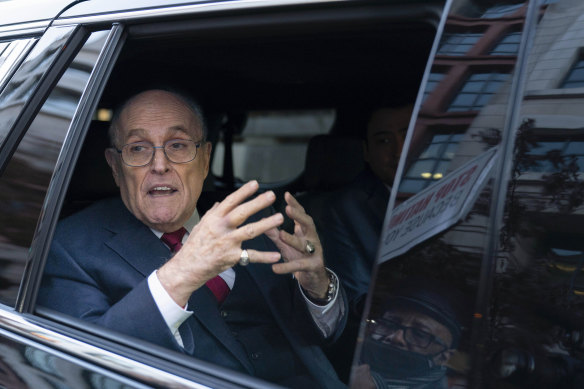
[376,308,453,365]
[105,90,211,232]
[363,105,412,186]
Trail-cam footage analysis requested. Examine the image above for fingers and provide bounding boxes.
[271,258,318,274]
[228,190,277,227]
[284,192,314,235]
[277,228,306,254]
[231,212,284,241]
[244,249,281,265]
[214,180,260,216]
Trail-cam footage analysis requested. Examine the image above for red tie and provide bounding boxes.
[161,228,230,304]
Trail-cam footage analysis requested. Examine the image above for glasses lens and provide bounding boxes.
[122,142,153,166]
[405,327,433,348]
[164,139,198,163]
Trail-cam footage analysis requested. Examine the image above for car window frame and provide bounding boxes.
[15,20,280,388]
[13,2,446,387]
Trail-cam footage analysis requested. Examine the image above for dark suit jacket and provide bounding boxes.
[39,196,347,388]
[321,168,389,313]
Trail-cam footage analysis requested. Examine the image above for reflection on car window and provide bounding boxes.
[212,110,334,183]
[0,27,74,148]
[0,38,36,93]
[0,30,109,307]
[357,0,530,388]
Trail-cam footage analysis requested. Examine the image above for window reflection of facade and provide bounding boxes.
[490,31,521,55]
[399,132,463,193]
[524,138,584,172]
[403,3,525,194]
[437,32,482,56]
[481,4,523,19]
[448,72,510,111]
[561,57,584,88]
[422,72,445,102]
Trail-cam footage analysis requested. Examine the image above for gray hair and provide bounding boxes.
[108,88,208,147]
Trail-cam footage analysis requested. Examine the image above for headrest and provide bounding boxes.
[67,120,118,203]
[303,135,365,191]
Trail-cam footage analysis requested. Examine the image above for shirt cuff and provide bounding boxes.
[299,268,344,337]
[147,271,192,346]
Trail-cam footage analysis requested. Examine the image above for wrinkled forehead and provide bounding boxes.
[382,308,453,343]
[383,308,441,330]
[113,90,203,143]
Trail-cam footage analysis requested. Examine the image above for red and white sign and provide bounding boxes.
[378,147,498,263]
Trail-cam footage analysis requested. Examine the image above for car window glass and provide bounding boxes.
[212,110,334,183]
[0,30,109,307]
[0,27,74,149]
[489,0,584,386]
[0,38,36,93]
[356,1,530,388]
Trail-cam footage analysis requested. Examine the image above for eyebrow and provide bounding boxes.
[409,318,433,333]
[125,125,192,140]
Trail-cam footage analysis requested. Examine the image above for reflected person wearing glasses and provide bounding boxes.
[354,277,467,389]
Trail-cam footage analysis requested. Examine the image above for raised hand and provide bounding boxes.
[266,192,329,300]
[157,180,283,306]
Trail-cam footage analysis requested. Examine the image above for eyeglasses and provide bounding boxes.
[115,139,202,167]
[368,317,448,352]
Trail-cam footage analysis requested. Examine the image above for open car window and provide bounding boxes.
[26,2,440,388]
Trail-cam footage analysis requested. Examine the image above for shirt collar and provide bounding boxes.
[150,209,200,239]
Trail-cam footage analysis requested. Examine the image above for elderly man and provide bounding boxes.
[39,89,347,388]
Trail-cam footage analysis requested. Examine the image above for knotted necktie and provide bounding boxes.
[161,228,230,304]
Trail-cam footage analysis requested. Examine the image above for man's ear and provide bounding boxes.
[202,141,212,178]
[104,148,120,187]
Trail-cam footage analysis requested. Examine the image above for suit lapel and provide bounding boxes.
[188,287,254,372]
[105,218,170,277]
[100,200,256,373]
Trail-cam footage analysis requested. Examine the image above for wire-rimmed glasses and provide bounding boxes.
[115,139,202,167]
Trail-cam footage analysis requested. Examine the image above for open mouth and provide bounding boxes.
[148,186,177,196]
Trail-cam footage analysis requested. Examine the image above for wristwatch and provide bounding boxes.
[308,268,338,306]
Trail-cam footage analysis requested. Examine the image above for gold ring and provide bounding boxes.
[239,249,250,266]
[305,240,316,255]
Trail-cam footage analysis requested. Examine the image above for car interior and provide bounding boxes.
[47,3,440,382]
[62,3,438,230]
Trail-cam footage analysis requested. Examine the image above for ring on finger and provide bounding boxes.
[305,240,316,255]
[239,249,250,266]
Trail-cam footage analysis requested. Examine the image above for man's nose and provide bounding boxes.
[150,147,170,173]
[385,329,408,347]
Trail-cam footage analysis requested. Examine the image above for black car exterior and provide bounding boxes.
[3,0,584,388]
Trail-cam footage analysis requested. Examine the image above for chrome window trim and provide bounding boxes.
[0,307,211,389]
[53,0,364,27]
[0,23,49,40]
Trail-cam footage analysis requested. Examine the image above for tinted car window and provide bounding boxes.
[0,30,109,306]
[489,0,584,386]
[0,38,36,93]
[0,27,73,147]
[356,0,530,388]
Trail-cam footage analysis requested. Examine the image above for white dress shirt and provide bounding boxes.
[147,210,343,348]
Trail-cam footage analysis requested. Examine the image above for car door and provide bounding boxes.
[358,0,584,388]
